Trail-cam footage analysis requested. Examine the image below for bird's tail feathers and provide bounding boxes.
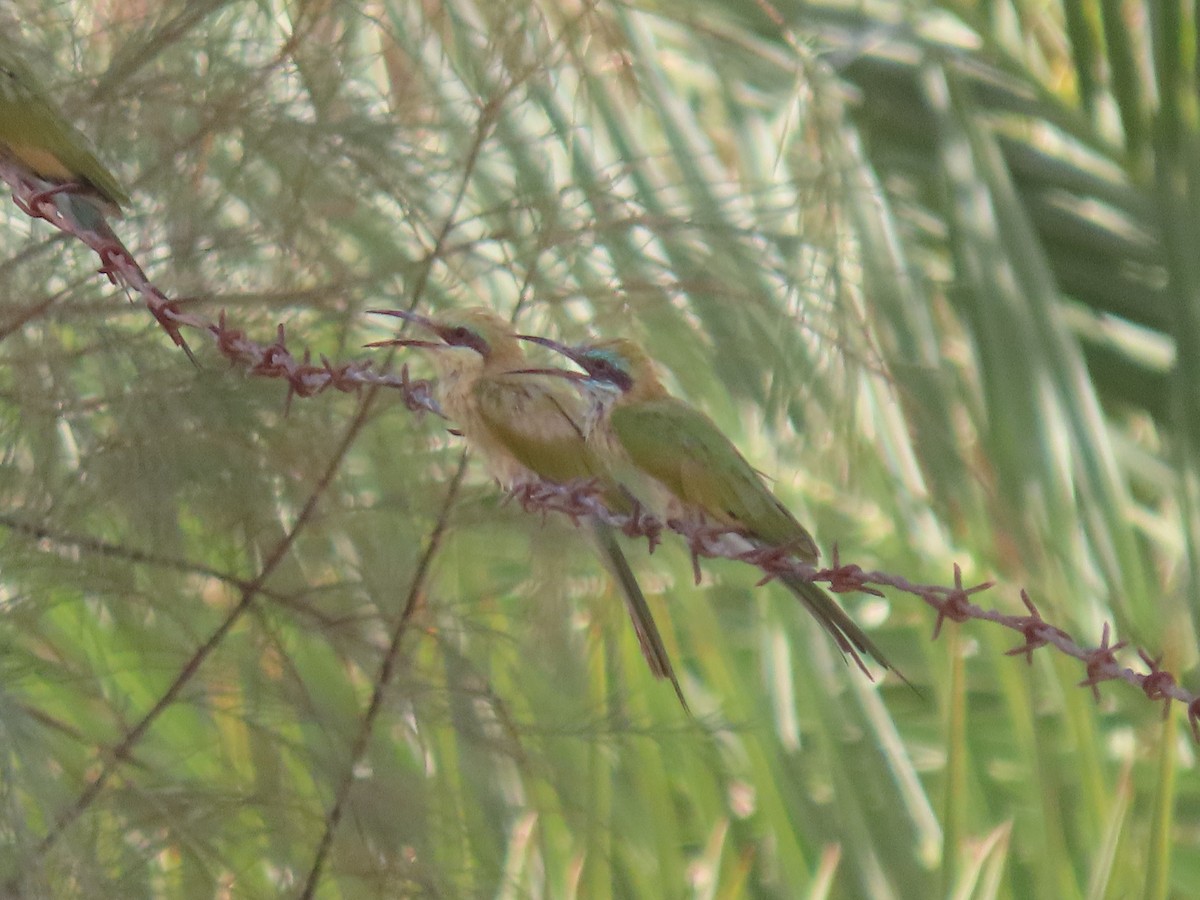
[589,522,689,712]
[782,574,907,685]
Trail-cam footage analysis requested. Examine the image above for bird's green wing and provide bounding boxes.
[612,399,895,675]
[610,398,816,558]
[0,47,128,209]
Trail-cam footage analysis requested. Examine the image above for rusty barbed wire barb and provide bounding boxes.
[1004,590,1067,664]
[929,564,994,640]
[1138,649,1176,718]
[1078,623,1129,703]
[816,546,884,598]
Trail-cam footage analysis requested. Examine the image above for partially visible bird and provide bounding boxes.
[0,44,128,229]
[370,307,688,709]
[0,44,203,364]
[522,335,897,678]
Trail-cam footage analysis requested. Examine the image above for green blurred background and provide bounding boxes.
[0,0,1196,896]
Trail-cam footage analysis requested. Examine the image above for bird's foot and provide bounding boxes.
[27,181,77,208]
[13,184,60,223]
[503,481,545,514]
[620,500,663,552]
[667,516,747,585]
[560,478,605,525]
[504,480,571,520]
[502,478,607,527]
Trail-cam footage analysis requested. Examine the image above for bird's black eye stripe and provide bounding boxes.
[440,325,489,355]
[584,357,631,392]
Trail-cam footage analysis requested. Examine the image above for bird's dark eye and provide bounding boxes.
[444,326,477,347]
[441,325,489,355]
[586,357,632,392]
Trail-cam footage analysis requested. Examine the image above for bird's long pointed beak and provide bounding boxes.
[367,308,446,351]
[364,337,444,350]
[517,333,586,366]
[503,366,587,380]
[368,307,438,332]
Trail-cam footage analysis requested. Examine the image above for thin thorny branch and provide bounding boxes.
[299,96,507,895]
[0,513,393,643]
[299,451,469,898]
[7,367,383,885]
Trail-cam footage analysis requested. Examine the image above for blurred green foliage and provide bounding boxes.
[0,0,1196,896]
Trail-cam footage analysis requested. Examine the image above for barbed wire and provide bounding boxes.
[0,162,441,416]
[505,477,1199,739]
[3,164,1194,740]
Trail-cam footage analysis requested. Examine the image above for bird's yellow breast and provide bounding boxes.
[3,141,74,182]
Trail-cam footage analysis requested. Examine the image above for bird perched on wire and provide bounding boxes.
[0,42,128,232]
[369,307,688,709]
[0,42,202,363]
[521,334,898,680]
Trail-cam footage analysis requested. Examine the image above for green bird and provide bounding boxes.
[0,44,129,228]
[370,307,688,709]
[0,44,202,365]
[522,335,896,678]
